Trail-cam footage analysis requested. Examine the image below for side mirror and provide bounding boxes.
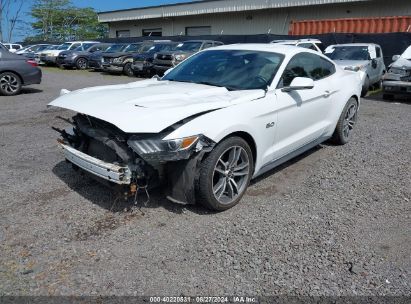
[371,59,378,69]
[392,55,400,62]
[282,77,314,92]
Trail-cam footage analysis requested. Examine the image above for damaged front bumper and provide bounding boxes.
[59,142,132,185]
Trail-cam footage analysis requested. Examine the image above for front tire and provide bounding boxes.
[361,76,370,97]
[123,62,134,77]
[331,97,359,145]
[0,72,22,96]
[197,137,253,211]
[75,58,88,70]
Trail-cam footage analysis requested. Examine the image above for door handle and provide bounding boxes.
[323,90,331,98]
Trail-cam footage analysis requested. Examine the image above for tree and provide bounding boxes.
[28,0,107,42]
[0,0,25,42]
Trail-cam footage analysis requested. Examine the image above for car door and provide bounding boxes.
[272,52,338,159]
[367,45,380,83]
[375,46,386,76]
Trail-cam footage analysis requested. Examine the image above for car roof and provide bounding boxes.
[183,40,220,43]
[329,43,381,47]
[210,43,317,56]
[271,39,322,44]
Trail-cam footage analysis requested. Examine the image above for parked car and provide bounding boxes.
[101,43,151,76]
[35,45,60,64]
[132,41,179,77]
[325,43,385,96]
[56,43,113,70]
[16,44,51,55]
[153,40,224,75]
[0,43,42,96]
[88,44,125,71]
[2,43,23,53]
[382,46,411,100]
[49,44,361,211]
[271,39,324,53]
[40,41,99,65]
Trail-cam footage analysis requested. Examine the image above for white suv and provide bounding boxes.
[41,41,99,64]
[2,43,23,53]
[271,39,324,53]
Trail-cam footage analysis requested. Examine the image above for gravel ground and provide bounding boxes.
[0,67,410,297]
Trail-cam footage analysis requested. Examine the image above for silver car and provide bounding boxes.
[325,43,386,96]
[382,45,411,100]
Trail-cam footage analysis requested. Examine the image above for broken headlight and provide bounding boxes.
[127,135,201,162]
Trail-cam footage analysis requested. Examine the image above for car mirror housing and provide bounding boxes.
[281,77,314,92]
[392,55,400,62]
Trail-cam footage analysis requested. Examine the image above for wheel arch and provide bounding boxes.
[219,131,257,166]
[0,70,24,84]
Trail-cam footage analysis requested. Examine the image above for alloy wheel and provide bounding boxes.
[0,74,19,94]
[212,146,250,205]
[343,103,357,139]
[77,58,87,69]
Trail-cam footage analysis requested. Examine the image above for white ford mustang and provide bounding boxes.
[49,44,362,211]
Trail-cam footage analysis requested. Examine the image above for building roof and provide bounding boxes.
[98,0,370,23]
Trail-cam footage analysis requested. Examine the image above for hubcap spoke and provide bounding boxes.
[212,145,250,205]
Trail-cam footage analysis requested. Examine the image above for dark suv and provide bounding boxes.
[0,43,42,96]
[132,41,178,77]
[88,44,127,71]
[101,43,146,76]
[153,40,224,75]
[56,43,112,70]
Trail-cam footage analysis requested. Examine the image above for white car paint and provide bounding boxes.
[43,41,99,58]
[49,44,362,178]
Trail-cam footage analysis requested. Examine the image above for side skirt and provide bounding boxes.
[254,136,330,178]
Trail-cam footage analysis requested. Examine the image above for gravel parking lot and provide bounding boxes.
[0,67,410,297]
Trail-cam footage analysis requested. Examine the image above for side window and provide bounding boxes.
[70,43,81,50]
[376,47,382,58]
[202,42,213,49]
[298,43,318,51]
[279,53,336,87]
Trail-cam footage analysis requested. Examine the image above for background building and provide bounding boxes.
[98,0,411,38]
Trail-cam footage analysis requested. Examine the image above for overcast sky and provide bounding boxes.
[4,0,196,42]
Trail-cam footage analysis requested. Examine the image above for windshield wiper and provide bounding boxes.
[197,81,239,91]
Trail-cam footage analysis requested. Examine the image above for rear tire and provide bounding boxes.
[0,72,22,96]
[331,97,359,145]
[197,137,254,211]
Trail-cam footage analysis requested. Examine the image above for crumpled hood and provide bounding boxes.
[390,57,411,69]
[48,79,265,133]
[334,60,370,69]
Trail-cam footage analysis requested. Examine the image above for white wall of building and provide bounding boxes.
[105,0,411,38]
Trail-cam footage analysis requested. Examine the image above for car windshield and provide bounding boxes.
[148,44,176,53]
[57,43,72,50]
[124,44,142,53]
[105,44,126,53]
[163,50,284,91]
[401,46,411,60]
[326,46,370,60]
[80,43,97,51]
[36,45,50,52]
[176,42,203,52]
